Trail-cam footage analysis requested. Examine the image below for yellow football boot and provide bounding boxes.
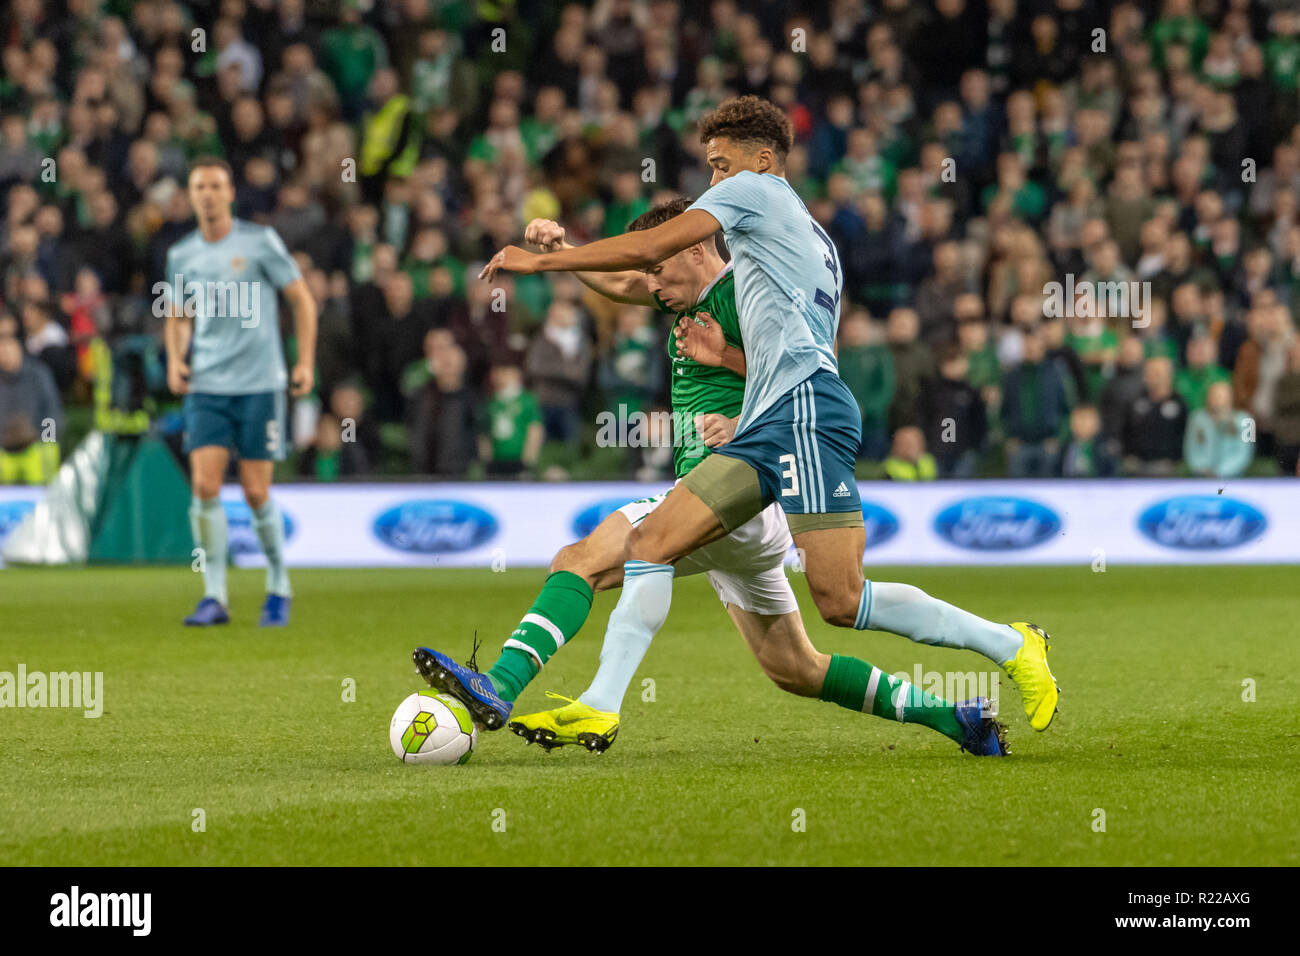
[1003,622,1060,731]
[508,692,620,753]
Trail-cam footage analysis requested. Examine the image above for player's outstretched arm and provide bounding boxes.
[523,219,654,306]
[481,209,721,280]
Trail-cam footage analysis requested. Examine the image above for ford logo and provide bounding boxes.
[223,501,296,556]
[861,500,899,549]
[1137,495,1265,550]
[0,500,35,542]
[934,496,1060,550]
[572,497,642,538]
[374,500,498,554]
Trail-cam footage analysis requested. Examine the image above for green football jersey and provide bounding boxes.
[662,263,745,478]
[486,388,541,462]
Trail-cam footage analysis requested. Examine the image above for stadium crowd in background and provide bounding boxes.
[1,0,1299,484]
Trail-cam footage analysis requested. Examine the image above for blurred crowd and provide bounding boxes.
[2,0,1300,483]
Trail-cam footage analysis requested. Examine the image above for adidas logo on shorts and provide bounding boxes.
[832,481,851,498]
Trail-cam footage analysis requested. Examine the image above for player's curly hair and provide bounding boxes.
[697,95,794,163]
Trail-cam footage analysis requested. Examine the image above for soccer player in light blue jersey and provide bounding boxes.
[477,97,1059,742]
[164,158,317,627]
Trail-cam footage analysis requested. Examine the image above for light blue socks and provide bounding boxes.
[252,500,291,597]
[189,496,229,605]
[579,561,674,712]
[856,580,1022,665]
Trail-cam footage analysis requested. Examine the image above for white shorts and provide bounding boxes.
[617,487,798,615]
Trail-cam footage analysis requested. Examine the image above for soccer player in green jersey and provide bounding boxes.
[414,199,1007,756]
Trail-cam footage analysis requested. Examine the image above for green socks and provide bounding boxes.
[818,653,965,744]
[189,496,229,605]
[487,570,594,701]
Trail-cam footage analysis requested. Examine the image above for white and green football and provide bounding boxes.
[389,690,477,765]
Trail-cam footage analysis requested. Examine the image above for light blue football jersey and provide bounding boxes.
[164,219,301,395]
[688,171,842,435]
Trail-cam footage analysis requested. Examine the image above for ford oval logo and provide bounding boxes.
[572,497,642,538]
[934,496,1060,550]
[861,500,899,549]
[374,500,498,554]
[1137,495,1265,550]
[0,500,35,543]
[223,501,296,556]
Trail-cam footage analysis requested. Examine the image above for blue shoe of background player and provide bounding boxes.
[184,597,230,627]
[259,594,291,627]
[955,697,1009,756]
[413,645,511,730]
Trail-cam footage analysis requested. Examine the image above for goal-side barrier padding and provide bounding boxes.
[2,432,194,565]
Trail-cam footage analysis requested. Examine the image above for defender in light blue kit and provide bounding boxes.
[164,157,318,628]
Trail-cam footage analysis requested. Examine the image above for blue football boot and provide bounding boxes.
[955,697,1010,756]
[412,642,511,730]
[184,597,230,627]
[259,594,291,627]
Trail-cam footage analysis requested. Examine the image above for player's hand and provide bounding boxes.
[674,311,726,366]
[479,246,538,281]
[167,360,190,395]
[694,413,737,448]
[524,219,566,252]
[290,362,314,398]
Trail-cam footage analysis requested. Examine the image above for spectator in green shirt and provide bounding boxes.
[831,128,896,198]
[981,152,1047,223]
[1147,0,1210,71]
[957,316,1000,390]
[402,227,464,299]
[519,86,565,164]
[1175,335,1232,411]
[1059,405,1118,477]
[1065,312,1119,402]
[481,363,543,477]
[409,28,476,113]
[320,2,389,120]
[837,307,895,461]
[597,306,662,417]
[1264,10,1300,93]
[467,98,526,165]
[957,314,1002,437]
[603,171,650,238]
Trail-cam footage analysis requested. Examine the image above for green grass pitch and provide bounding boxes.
[1,564,1296,866]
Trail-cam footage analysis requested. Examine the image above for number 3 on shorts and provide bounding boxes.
[266,418,281,454]
[779,453,799,497]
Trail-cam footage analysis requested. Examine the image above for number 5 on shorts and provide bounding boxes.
[779,453,799,497]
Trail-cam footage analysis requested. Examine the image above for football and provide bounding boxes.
[389,690,477,765]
